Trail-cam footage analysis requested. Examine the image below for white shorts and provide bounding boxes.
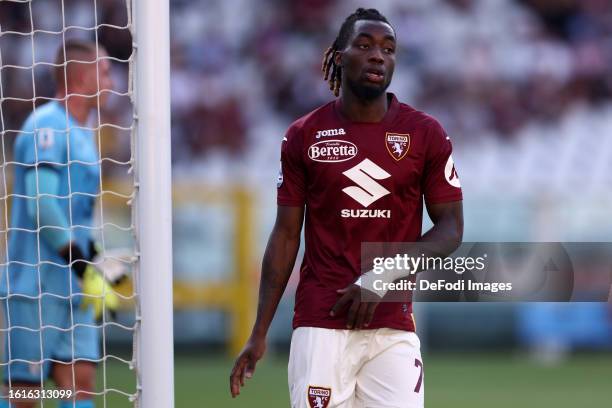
[288,327,424,408]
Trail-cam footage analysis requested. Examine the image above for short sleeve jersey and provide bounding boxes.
[278,94,462,331]
[1,101,100,297]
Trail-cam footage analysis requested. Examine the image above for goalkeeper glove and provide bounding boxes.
[81,265,120,321]
[90,243,131,285]
[59,241,126,321]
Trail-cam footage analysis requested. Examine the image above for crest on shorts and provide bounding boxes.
[308,386,331,408]
[385,133,410,161]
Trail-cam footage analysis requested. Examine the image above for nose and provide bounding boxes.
[368,47,384,64]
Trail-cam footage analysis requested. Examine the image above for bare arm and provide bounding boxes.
[252,205,304,337]
[420,200,464,254]
[230,205,304,397]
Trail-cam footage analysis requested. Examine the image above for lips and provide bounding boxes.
[364,68,385,83]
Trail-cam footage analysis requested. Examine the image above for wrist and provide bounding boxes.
[250,326,268,341]
[355,269,392,298]
[59,242,80,262]
[58,242,88,279]
[88,240,99,259]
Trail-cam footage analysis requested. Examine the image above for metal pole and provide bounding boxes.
[134,0,174,406]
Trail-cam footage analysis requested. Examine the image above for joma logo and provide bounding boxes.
[315,128,346,138]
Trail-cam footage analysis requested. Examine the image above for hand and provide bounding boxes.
[91,248,131,285]
[60,241,126,321]
[330,284,381,329]
[229,335,266,398]
[81,266,120,321]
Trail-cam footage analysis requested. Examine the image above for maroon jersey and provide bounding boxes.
[278,94,462,331]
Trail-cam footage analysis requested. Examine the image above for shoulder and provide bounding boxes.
[285,100,337,141]
[15,103,67,155]
[396,102,450,149]
[18,103,67,138]
[34,103,67,128]
[395,102,453,158]
[397,102,446,134]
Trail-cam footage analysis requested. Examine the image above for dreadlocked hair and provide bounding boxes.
[321,8,390,97]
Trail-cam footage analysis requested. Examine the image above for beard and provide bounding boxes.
[345,76,391,101]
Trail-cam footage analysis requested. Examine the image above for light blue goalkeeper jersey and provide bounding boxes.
[1,101,100,297]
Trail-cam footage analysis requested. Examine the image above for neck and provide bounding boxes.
[338,87,388,123]
[55,91,90,125]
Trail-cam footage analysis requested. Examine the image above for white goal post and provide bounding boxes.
[133,0,174,407]
[0,0,174,406]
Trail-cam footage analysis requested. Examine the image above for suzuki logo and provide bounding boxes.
[342,159,391,207]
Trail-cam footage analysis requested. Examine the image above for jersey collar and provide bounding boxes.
[333,92,400,125]
[51,101,81,128]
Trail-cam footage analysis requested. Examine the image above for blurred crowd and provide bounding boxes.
[168,0,612,159]
[1,0,611,162]
[1,0,611,203]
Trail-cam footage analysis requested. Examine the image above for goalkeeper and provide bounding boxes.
[0,40,118,408]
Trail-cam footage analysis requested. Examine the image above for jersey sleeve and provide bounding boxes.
[24,167,71,250]
[277,124,306,206]
[422,119,463,204]
[18,117,67,168]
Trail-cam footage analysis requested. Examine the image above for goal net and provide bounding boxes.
[0,0,173,407]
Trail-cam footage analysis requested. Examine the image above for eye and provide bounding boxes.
[357,43,369,50]
[383,47,395,54]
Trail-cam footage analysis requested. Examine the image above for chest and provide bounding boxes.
[303,126,427,197]
[66,130,100,192]
[68,130,98,162]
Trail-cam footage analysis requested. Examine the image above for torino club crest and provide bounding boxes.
[385,133,410,161]
[308,386,331,408]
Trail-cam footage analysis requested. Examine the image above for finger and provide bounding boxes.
[354,303,369,329]
[230,364,242,397]
[232,357,246,387]
[245,358,257,379]
[230,371,240,397]
[346,299,360,329]
[330,293,352,317]
[336,285,350,294]
[241,355,259,385]
[364,302,378,327]
[230,358,246,397]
